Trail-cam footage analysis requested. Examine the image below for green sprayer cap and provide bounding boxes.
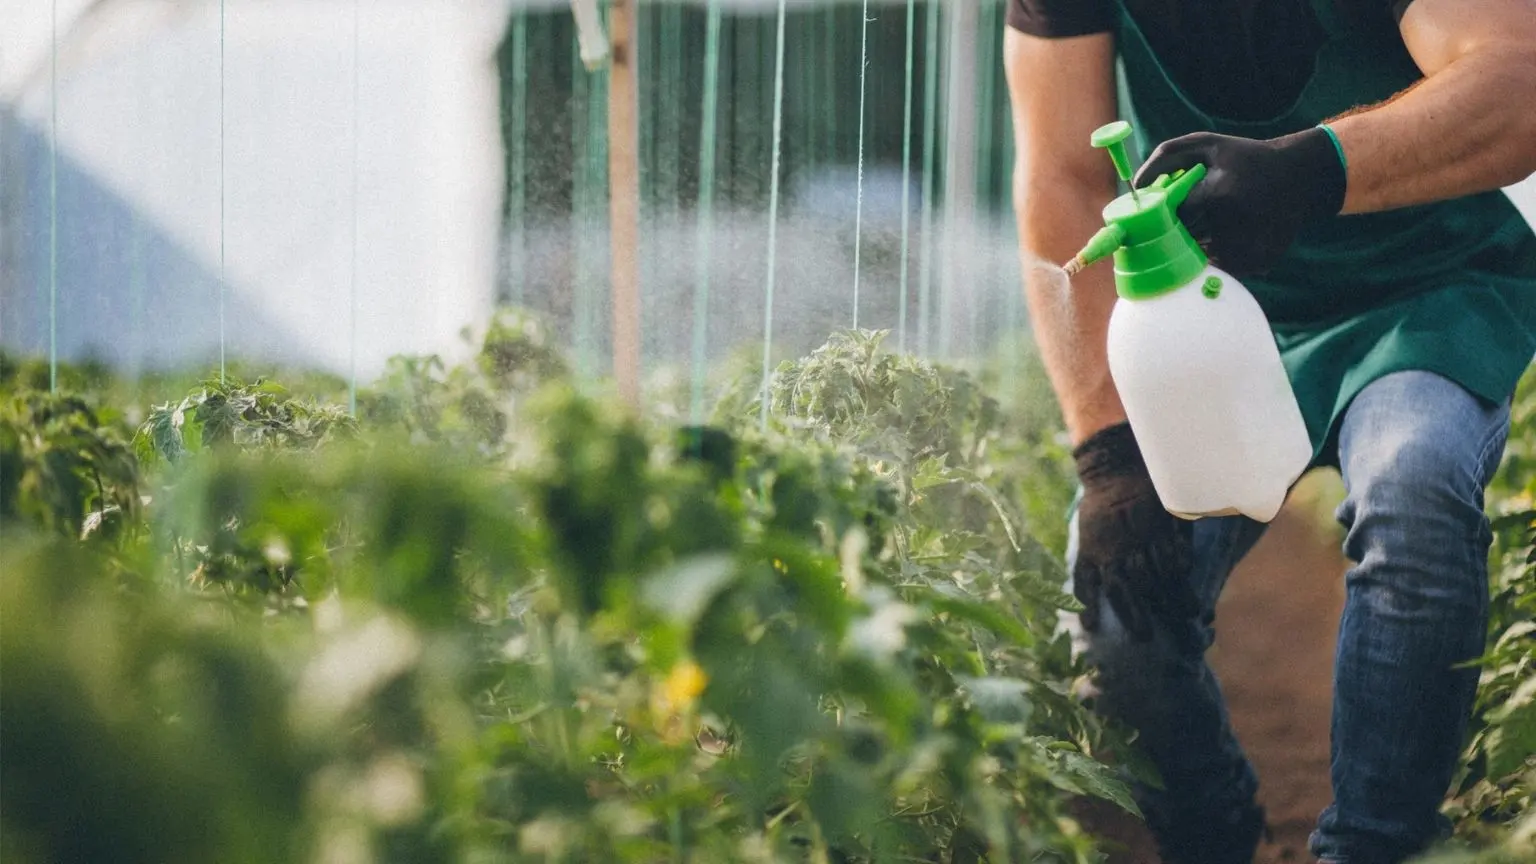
[1065,121,1208,300]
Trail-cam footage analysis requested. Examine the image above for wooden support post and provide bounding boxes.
[607,0,642,408]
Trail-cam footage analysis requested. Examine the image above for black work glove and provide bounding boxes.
[1072,422,1199,642]
[1133,127,1347,277]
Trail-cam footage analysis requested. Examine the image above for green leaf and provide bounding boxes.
[967,479,1022,553]
[844,596,919,662]
[641,553,738,627]
[958,676,1033,726]
[1495,621,1536,650]
[178,402,205,454]
[1486,674,1536,778]
[911,456,954,491]
[1033,738,1143,817]
[1004,568,1085,613]
[922,584,1034,647]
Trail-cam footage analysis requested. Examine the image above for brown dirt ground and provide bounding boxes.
[1071,474,1350,864]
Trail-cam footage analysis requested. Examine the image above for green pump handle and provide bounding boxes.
[1063,121,1210,300]
[1087,120,1206,207]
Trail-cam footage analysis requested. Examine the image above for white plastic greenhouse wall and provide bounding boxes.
[2,0,512,378]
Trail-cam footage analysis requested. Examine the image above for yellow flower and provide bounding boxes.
[662,660,708,709]
[651,660,709,746]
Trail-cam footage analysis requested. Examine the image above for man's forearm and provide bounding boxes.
[1329,46,1536,214]
[1016,176,1126,447]
[1002,25,1123,447]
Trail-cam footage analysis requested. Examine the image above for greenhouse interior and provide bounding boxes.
[2,1,1534,863]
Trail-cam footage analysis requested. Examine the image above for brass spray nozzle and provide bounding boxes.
[1064,224,1126,279]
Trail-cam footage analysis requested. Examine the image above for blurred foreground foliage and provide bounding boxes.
[1430,370,1536,863]
[0,312,1126,864]
[3,313,1530,864]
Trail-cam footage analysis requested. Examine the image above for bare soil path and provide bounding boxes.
[1073,478,1349,864]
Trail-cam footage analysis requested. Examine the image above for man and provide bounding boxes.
[1003,1,1536,863]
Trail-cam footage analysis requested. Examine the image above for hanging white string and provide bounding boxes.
[50,0,59,392]
[758,0,788,432]
[349,0,360,414]
[918,0,939,355]
[690,0,722,425]
[898,0,915,352]
[219,0,227,383]
[851,0,871,329]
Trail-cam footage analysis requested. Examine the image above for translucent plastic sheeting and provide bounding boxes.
[10,0,1534,421]
[497,2,1023,382]
[851,0,870,329]
[689,0,724,424]
[505,13,531,309]
[897,0,916,352]
[6,0,1037,409]
[572,24,609,381]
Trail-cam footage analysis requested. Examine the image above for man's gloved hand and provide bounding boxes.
[1072,422,1199,642]
[1133,127,1347,277]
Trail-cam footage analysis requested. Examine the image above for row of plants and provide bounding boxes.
[1,311,1530,862]
[1430,371,1536,863]
[1,315,1134,864]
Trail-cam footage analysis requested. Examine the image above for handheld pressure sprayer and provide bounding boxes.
[1062,121,1312,523]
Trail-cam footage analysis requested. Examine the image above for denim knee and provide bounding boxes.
[1335,399,1505,618]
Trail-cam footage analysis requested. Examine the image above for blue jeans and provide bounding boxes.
[1063,371,1511,864]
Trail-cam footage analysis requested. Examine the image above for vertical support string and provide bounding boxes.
[220,0,227,384]
[660,3,682,211]
[349,0,360,415]
[689,0,722,425]
[129,216,145,393]
[918,0,940,355]
[49,0,58,392]
[509,13,528,306]
[823,6,836,166]
[803,16,815,167]
[974,0,999,358]
[572,29,607,383]
[1000,4,1021,395]
[128,50,149,394]
[588,33,609,382]
[758,0,788,432]
[851,0,870,329]
[897,0,916,353]
[572,36,589,378]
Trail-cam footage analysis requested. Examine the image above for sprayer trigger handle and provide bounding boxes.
[1165,162,1207,209]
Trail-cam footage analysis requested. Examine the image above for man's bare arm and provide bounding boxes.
[1328,0,1536,214]
[1003,27,1123,446]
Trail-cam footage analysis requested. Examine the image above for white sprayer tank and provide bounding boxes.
[1070,120,1314,523]
[1106,265,1313,522]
